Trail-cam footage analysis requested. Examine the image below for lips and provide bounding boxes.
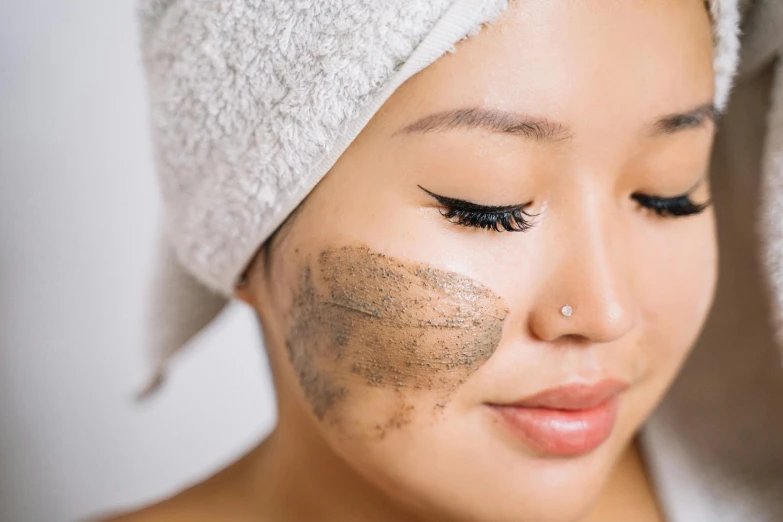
[489,379,629,457]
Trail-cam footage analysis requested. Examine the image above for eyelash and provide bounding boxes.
[630,193,711,217]
[420,186,710,232]
[440,205,536,232]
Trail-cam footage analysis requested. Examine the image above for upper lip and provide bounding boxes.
[499,379,630,411]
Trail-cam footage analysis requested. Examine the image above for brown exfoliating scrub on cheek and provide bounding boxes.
[285,244,509,432]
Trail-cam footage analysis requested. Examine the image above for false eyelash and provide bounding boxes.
[439,206,536,232]
[418,185,537,232]
[631,193,711,217]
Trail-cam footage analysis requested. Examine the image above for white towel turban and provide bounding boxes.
[137,0,747,396]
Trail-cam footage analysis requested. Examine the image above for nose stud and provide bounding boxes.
[561,305,573,317]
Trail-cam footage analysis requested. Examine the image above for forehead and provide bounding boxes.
[375,0,714,137]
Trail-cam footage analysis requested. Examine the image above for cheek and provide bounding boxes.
[635,213,717,373]
[285,244,508,439]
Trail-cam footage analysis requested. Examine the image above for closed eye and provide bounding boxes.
[418,185,538,232]
[631,192,711,217]
[419,184,710,233]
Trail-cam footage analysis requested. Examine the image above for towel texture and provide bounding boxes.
[137,0,744,393]
[753,0,783,350]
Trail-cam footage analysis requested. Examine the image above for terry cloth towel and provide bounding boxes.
[137,0,744,396]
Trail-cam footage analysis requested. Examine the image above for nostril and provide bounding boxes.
[561,333,591,345]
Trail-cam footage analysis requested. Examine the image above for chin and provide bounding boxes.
[338,406,631,522]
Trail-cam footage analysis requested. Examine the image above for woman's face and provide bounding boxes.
[242,0,717,520]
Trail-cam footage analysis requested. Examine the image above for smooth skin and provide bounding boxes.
[103,0,717,520]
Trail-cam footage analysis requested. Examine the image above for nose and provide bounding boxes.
[527,197,637,345]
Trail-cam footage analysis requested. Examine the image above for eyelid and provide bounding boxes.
[417,185,533,214]
[418,184,538,232]
[642,173,709,199]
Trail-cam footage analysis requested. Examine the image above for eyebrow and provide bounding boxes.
[393,103,718,142]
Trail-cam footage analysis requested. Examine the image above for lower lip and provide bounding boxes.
[490,397,620,457]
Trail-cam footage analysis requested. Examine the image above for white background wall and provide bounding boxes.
[0,2,277,521]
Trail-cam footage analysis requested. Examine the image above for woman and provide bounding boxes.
[103,0,783,520]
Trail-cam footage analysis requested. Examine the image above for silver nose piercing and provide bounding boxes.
[561,305,573,317]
